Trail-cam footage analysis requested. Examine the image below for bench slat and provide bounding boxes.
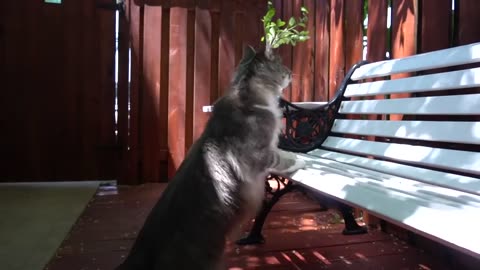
[345,67,480,97]
[351,42,480,80]
[339,93,480,115]
[290,156,480,256]
[332,119,480,145]
[321,137,480,175]
[306,149,480,195]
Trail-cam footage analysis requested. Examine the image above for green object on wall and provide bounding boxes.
[45,0,62,4]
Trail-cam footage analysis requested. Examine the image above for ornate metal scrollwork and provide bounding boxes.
[278,99,336,153]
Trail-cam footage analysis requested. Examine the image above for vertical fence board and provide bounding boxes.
[344,0,364,69]
[193,4,212,142]
[209,0,220,104]
[391,0,417,61]
[218,0,235,96]
[61,1,82,178]
[242,0,265,53]
[141,6,162,182]
[303,0,316,101]
[184,7,196,153]
[416,0,452,103]
[234,1,245,65]
[367,0,388,62]
[159,7,170,181]
[314,0,330,101]
[457,0,480,44]
[118,6,133,184]
[125,0,143,183]
[2,0,117,181]
[278,0,293,100]
[129,2,145,183]
[29,0,46,178]
[82,0,99,177]
[291,0,306,102]
[329,0,345,99]
[344,0,364,123]
[96,5,117,179]
[362,0,389,224]
[168,7,187,179]
[43,4,67,178]
[366,0,388,121]
[390,0,417,120]
[420,0,451,52]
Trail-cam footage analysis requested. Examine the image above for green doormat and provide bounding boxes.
[0,181,101,270]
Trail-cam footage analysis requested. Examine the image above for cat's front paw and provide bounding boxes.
[291,158,306,172]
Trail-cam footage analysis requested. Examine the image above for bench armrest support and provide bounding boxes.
[278,60,368,153]
[278,99,332,152]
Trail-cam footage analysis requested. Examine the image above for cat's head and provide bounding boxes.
[234,45,292,95]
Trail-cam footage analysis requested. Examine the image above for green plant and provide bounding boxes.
[261,1,310,49]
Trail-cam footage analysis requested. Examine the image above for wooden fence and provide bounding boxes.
[1,0,118,181]
[120,0,480,184]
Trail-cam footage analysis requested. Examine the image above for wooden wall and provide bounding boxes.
[121,0,480,184]
[1,0,479,183]
[0,0,118,181]
[122,0,267,182]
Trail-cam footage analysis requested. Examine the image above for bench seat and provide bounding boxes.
[205,42,480,260]
[248,42,480,259]
[273,42,480,259]
[291,150,480,256]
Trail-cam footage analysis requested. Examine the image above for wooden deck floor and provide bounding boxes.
[45,183,457,270]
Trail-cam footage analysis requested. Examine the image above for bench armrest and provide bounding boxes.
[278,99,335,153]
[278,61,368,153]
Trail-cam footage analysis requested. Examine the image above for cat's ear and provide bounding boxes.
[241,45,256,63]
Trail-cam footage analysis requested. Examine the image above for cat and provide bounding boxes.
[115,45,306,270]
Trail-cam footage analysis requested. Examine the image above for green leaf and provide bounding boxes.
[298,35,309,41]
[261,1,310,49]
[265,9,275,21]
[278,38,289,45]
[288,17,296,27]
[269,27,276,37]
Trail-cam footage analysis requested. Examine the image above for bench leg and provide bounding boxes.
[307,192,368,235]
[337,202,368,235]
[236,176,296,245]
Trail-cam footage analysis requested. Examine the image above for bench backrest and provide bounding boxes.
[320,42,480,196]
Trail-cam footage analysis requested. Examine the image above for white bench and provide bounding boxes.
[204,43,480,259]
[277,42,480,259]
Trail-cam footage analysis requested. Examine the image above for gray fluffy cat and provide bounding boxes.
[116,46,305,270]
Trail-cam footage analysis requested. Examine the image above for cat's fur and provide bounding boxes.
[116,46,305,270]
